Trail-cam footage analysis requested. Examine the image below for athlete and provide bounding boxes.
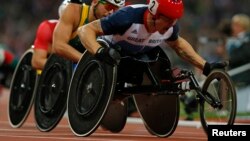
[31,0,69,70]
[53,0,125,63]
[77,0,227,77]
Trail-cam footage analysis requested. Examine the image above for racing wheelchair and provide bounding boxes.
[67,41,237,137]
[8,46,73,131]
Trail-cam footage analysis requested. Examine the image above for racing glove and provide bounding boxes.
[95,47,121,65]
[203,62,228,76]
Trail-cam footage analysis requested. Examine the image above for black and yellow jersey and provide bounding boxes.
[68,3,90,53]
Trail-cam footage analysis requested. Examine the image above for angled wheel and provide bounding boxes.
[100,98,128,133]
[34,54,72,131]
[133,47,179,137]
[8,48,38,128]
[133,95,179,137]
[67,51,117,137]
[200,70,237,134]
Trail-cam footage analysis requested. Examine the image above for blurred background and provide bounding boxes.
[1,0,250,119]
[1,0,249,64]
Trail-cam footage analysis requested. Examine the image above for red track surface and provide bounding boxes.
[1,88,208,141]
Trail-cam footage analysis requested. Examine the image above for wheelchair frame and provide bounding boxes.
[67,47,237,137]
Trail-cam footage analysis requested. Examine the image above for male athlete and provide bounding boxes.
[77,0,226,77]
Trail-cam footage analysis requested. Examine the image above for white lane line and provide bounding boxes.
[170,136,207,140]
[127,117,203,128]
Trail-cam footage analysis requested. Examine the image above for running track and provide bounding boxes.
[1,88,208,141]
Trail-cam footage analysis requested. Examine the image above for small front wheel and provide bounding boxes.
[199,70,237,135]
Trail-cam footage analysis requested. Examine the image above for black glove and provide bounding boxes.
[95,47,121,65]
[203,62,228,76]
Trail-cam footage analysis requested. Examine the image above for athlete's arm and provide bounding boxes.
[77,7,132,55]
[166,36,206,70]
[53,4,82,62]
[32,21,52,70]
[77,19,104,55]
[32,49,48,70]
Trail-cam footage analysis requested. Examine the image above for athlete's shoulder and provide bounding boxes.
[43,20,58,29]
[127,4,148,9]
[39,19,58,26]
[36,20,57,33]
[109,4,146,20]
[120,4,147,13]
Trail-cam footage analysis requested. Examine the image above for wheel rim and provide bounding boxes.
[34,54,72,132]
[8,49,37,127]
[67,51,117,137]
[200,70,237,133]
[38,63,65,115]
[75,60,105,116]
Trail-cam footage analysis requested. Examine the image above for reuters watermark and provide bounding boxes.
[208,125,249,140]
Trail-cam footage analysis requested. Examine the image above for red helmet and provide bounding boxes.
[148,0,184,19]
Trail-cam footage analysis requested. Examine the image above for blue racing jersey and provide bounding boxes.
[100,4,179,55]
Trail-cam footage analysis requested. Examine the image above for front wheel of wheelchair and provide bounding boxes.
[8,48,38,128]
[199,69,237,134]
[67,51,117,136]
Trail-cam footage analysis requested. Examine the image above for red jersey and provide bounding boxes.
[34,20,58,51]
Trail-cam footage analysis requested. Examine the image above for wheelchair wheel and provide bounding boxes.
[34,54,72,131]
[133,95,179,137]
[8,48,38,128]
[67,51,117,136]
[100,98,128,133]
[132,47,179,137]
[200,70,237,134]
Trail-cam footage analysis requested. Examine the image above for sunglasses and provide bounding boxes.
[99,0,119,11]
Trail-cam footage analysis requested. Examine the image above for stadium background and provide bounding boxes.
[1,0,250,58]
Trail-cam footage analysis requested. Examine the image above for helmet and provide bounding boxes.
[105,0,125,7]
[148,0,184,19]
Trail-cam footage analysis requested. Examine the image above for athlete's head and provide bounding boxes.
[92,0,125,19]
[148,0,184,19]
[58,0,70,17]
[146,0,183,34]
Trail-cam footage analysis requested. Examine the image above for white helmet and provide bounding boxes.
[105,0,125,7]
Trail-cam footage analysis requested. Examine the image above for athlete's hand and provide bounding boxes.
[95,47,121,65]
[203,62,228,76]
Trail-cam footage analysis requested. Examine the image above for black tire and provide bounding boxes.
[8,48,38,128]
[34,54,72,132]
[199,70,237,134]
[133,47,179,137]
[67,51,117,137]
[133,95,179,137]
[100,98,128,133]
